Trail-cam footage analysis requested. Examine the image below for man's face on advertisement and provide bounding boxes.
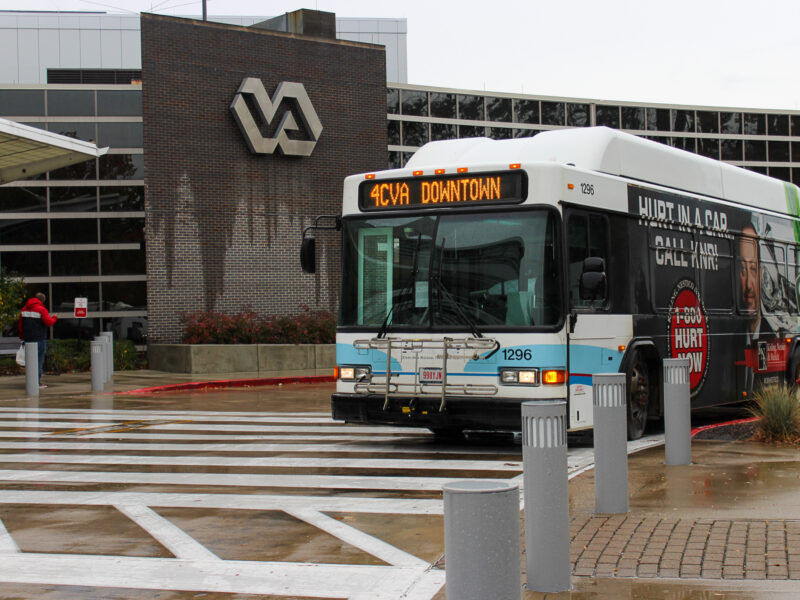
[738,230,760,314]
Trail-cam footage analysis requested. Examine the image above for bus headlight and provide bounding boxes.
[338,365,371,381]
[500,368,539,385]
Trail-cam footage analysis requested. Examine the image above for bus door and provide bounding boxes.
[566,210,619,429]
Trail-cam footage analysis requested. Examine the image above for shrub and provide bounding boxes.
[181,307,336,344]
[0,267,26,332]
[748,385,800,443]
[0,339,144,377]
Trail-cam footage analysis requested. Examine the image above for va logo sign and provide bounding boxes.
[230,78,323,157]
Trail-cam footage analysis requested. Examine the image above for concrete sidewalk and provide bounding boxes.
[516,440,800,599]
[2,369,799,599]
[0,368,331,401]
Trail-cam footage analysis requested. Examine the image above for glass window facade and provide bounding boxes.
[384,86,800,187]
[0,85,145,341]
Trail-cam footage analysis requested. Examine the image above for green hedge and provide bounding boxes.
[0,339,145,376]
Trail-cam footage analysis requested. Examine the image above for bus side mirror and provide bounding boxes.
[579,256,606,301]
[300,237,316,274]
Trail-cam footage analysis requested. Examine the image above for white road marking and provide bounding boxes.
[0,453,521,471]
[115,504,220,561]
[0,440,515,455]
[0,431,423,442]
[0,553,443,599]
[0,468,470,491]
[0,421,428,435]
[0,490,444,515]
[0,403,665,600]
[0,517,20,554]
[285,507,428,567]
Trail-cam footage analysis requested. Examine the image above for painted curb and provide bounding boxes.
[690,416,759,437]
[116,375,335,395]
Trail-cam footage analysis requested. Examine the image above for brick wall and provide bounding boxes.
[141,13,387,343]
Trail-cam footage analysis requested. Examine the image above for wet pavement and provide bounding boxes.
[0,370,798,599]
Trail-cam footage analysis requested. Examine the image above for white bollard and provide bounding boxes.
[99,332,113,381]
[522,400,570,592]
[592,373,629,514]
[91,340,105,392]
[663,358,691,465]
[25,342,39,397]
[443,480,521,600]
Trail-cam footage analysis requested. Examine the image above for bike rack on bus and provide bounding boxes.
[352,336,499,411]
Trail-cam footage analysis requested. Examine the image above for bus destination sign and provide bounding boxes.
[359,171,527,211]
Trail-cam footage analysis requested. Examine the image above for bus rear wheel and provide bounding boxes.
[627,351,650,440]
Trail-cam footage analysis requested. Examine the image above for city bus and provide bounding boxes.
[301,127,800,439]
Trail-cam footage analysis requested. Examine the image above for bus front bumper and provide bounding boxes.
[331,393,564,432]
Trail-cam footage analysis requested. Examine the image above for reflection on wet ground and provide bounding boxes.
[0,378,798,599]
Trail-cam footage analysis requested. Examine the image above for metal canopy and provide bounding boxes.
[0,117,108,184]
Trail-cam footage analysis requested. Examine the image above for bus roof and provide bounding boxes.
[405,127,797,216]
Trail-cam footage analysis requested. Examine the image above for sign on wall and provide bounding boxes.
[74,297,87,319]
[230,78,323,157]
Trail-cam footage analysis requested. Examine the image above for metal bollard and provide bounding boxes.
[443,480,521,600]
[25,342,39,397]
[592,373,629,514]
[522,400,570,593]
[663,358,691,465]
[99,331,113,381]
[90,340,105,392]
[94,336,108,382]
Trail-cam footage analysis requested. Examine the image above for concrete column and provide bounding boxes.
[443,480,521,600]
[91,340,105,392]
[25,342,39,397]
[664,358,691,465]
[522,400,570,592]
[592,373,629,514]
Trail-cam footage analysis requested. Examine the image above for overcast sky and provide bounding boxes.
[4,0,800,110]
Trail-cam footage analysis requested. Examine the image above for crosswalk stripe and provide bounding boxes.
[0,518,20,554]
[115,504,220,561]
[0,440,516,455]
[0,553,445,599]
[0,468,473,491]
[0,453,521,471]
[0,490,444,515]
[285,507,429,567]
[0,421,425,434]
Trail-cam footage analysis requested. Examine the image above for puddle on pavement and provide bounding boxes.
[154,507,387,565]
[626,443,800,519]
[0,583,326,600]
[0,504,172,558]
[325,511,444,564]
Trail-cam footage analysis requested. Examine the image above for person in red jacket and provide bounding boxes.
[18,293,58,388]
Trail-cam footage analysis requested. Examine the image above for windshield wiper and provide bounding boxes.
[377,234,422,339]
[431,238,483,339]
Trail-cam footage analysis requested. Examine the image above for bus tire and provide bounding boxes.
[626,350,651,440]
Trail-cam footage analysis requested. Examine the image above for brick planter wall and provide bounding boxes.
[148,343,335,374]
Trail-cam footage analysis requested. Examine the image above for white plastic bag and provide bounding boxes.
[15,344,25,367]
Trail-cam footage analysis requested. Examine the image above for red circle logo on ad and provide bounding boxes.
[668,280,709,393]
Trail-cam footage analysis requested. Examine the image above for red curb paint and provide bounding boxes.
[691,416,758,437]
[116,375,334,395]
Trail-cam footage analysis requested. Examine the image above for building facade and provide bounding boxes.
[140,13,387,343]
[3,10,800,344]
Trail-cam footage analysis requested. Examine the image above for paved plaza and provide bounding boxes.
[0,372,798,598]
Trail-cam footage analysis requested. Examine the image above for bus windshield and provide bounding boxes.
[340,210,562,329]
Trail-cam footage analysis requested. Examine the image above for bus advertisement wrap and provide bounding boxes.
[627,184,800,399]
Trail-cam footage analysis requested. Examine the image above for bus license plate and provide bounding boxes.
[419,367,443,383]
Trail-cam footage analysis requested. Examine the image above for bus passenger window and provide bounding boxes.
[568,213,608,308]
